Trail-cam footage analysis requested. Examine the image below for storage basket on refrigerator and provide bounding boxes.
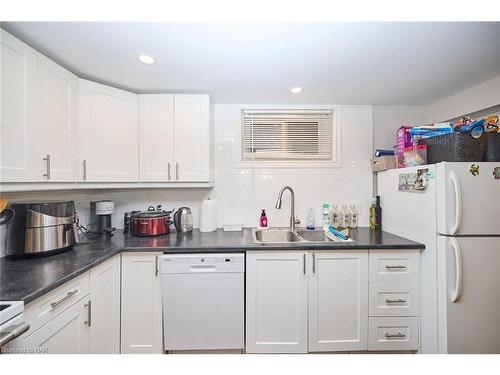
[483,132,500,162]
[418,132,486,163]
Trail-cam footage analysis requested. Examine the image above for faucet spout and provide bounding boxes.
[275,186,300,230]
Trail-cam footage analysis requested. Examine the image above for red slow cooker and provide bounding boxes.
[130,206,173,237]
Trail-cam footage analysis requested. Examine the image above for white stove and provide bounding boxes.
[0,301,29,348]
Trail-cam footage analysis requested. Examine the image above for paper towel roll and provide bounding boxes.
[200,198,217,232]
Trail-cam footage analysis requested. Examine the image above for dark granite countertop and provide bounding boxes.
[0,228,423,303]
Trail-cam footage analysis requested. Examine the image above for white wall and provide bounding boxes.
[372,105,428,150]
[1,105,374,243]
[427,75,500,123]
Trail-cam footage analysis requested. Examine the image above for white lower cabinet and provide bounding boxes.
[245,251,308,353]
[89,255,121,353]
[246,250,369,353]
[121,252,163,354]
[368,317,419,351]
[247,249,419,353]
[19,297,90,354]
[309,251,368,352]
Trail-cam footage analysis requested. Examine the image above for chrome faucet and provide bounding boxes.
[275,186,301,230]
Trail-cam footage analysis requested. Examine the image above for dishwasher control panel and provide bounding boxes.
[160,253,245,273]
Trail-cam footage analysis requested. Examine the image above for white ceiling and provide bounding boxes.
[3,22,500,104]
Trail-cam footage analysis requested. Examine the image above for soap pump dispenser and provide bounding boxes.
[259,209,268,229]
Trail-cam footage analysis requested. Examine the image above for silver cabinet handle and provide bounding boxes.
[167,162,171,180]
[385,265,406,270]
[175,162,179,180]
[385,298,407,304]
[303,253,306,275]
[312,252,316,274]
[385,332,406,338]
[43,154,51,180]
[50,289,78,309]
[155,255,159,277]
[84,300,92,327]
[83,159,87,180]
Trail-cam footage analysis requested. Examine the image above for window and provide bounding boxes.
[241,109,336,163]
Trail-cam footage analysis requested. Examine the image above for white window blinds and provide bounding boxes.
[242,110,334,161]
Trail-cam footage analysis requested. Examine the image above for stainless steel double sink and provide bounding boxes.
[252,228,341,244]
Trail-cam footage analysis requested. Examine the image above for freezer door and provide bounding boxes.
[437,236,500,354]
[436,162,500,235]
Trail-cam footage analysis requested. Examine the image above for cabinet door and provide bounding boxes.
[19,297,90,354]
[309,251,368,352]
[78,79,139,182]
[173,94,210,182]
[38,53,78,181]
[89,255,121,353]
[246,251,308,353]
[121,253,162,354]
[139,94,174,182]
[0,29,39,182]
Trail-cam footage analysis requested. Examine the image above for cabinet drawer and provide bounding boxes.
[368,317,419,351]
[22,272,90,335]
[369,283,420,317]
[369,251,420,283]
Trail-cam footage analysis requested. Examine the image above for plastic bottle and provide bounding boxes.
[342,204,351,229]
[369,198,376,230]
[331,205,340,227]
[350,205,358,229]
[321,203,331,229]
[306,208,315,230]
[259,209,268,228]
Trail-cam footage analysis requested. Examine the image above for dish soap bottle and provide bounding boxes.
[322,203,331,229]
[259,209,268,229]
[306,208,315,230]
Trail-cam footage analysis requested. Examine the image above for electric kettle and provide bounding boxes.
[173,207,193,234]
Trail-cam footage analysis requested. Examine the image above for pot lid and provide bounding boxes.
[131,205,173,218]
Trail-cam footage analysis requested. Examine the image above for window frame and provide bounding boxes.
[235,105,341,168]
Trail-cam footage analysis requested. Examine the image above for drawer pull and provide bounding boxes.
[50,289,78,309]
[84,300,92,327]
[385,265,406,270]
[385,332,406,338]
[385,298,407,304]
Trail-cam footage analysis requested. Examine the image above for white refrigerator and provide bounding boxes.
[378,162,500,354]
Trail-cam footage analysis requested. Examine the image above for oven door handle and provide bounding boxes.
[0,322,30,347]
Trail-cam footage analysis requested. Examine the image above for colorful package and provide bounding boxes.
[396,126,413,168]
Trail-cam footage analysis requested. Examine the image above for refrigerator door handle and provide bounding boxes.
[449,171,462,235]
[450,237,463,303]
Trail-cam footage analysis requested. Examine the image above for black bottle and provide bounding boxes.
[375,195,382,231]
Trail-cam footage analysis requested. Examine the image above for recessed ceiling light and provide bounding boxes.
[290,87,303,94]
[138,54,155,64]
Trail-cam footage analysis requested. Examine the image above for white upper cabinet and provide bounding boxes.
[139,95,175,182]
[37,53,78,182]
[308,251,368,352]
[173,94,211,182]
[246,251,308,353]
[0,29,39,182]
[78,79,139,182]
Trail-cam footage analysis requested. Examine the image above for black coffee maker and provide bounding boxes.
[89,200,116,236]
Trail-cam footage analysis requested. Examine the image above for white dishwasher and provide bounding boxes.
[160,253,244,351]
